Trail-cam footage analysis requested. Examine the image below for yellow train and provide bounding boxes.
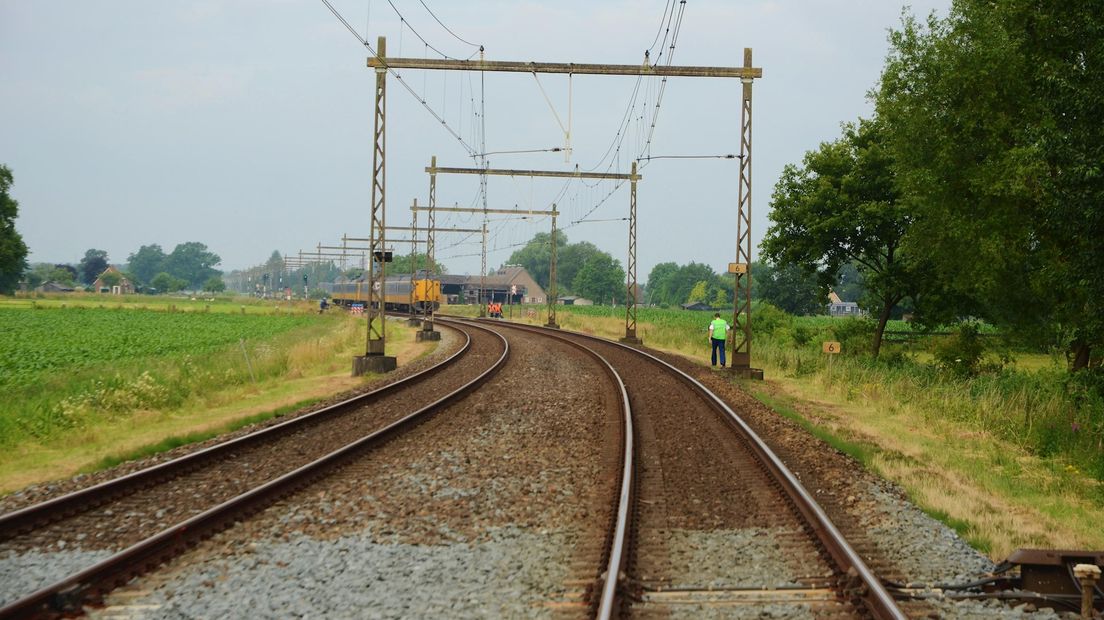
[326,276,441,312]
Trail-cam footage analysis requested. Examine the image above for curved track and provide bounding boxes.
[470,318,906,620]
[0,321,508,618]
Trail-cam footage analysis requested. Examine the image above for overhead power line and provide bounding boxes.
[418,0,481,48]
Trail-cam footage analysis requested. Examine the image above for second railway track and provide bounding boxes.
[475,318,906,619]
[0,320,508,616]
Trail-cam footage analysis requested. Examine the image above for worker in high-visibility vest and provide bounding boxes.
[708,312,732,368]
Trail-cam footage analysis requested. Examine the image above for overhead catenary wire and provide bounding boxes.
[318,0,479,156]
[418,0,481,48]
[384,0,457,59]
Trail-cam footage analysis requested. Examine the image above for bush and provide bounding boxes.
[830,317,875,356]
[790,324,815,347]
[932,322,1007,379]
[753,302,792,337]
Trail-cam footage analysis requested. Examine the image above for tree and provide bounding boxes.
[202,276,226,293]
[0,165,29,294]
[391,253,447,276]
[51,264,78,285]
[645,262,680,305]
[77,249,109,285]
[758,261,827,316]
[507,232,568,291]
[165,242,221,290]
[50,268,76,285]
[762,118,922,356]
[150,272,185,293]
[878,2,1104,369]
[687,281,709,304]
[571,252,625,304]
[127,244,166,285]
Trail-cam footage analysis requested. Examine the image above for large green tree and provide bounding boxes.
[757,261,827,316]
[391,252,447,276]
[571,252,625,304]
[165,242,221,290]
[878,2,1104,368]
[126,244,167,285]
[0,166,28,294]
[506,231,568,291]
[763,118,923,355]
[645,261,732,308]
[77,249,109,285]
[644,262,679,305]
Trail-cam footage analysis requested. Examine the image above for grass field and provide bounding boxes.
[0,295,434,493]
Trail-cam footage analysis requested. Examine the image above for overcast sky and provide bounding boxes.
[1,0,952,279]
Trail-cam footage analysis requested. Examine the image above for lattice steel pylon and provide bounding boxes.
[621,161,641,344]
[729,48,760,379]
[426,156,437,327]
[354,36,396,376]
[407,200,418,325]
[547,209,559,328]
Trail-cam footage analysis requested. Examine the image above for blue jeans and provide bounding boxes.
[711,338,727,367]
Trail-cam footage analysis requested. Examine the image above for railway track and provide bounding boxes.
[472,318,906,619]
[0,320,508,618]
[88,318,629,618]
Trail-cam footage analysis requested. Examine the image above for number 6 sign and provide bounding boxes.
[822,341,842,354]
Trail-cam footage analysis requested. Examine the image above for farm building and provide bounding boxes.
[438,266,547,305]
[36,281,75,293]
[827,291,864,317]
[93,266,135,295]
[558,296,593,306]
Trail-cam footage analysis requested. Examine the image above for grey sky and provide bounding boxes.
[1,0,951,279]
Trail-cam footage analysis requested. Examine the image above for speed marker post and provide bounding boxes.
[823,340,841,372]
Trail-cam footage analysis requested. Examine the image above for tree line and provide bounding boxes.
[762,2,1102,369]
[22,243,223,293]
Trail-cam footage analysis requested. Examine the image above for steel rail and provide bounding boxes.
[460,318,634,618]
[0,323,473,540]
[473,317,907,620]
[0,322,509,620]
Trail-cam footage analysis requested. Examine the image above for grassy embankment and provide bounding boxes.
[490,302,1104,559]
[0,294,433,494]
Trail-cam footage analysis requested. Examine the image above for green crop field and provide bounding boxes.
[0,307,317,390]
[0,305,350,450]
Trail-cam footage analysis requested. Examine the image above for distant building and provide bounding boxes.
[558,296,593,306]
[680,301,713,311]
[36,281,75,293]
[827,291,864,317]
[93,266,134,295]
[438,266,547,305]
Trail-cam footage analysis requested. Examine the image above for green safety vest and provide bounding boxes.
[710,318,729,341]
